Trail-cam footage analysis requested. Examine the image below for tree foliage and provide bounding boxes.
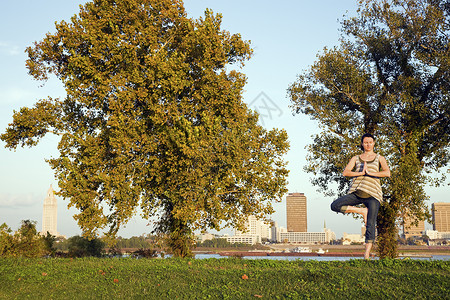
[42,231,58,257]
[67,235,105,257]
[1,0,289,257]
[0,220,50,257]
[114,235,153,249]
[0,223,14,256]
[288,0,449,258]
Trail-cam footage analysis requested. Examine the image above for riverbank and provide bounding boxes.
[194,244,449,258]
[216,251,366,258]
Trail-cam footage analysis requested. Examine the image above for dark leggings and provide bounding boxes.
[330,193,380,243]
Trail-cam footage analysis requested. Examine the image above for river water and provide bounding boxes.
[193,253,450,261]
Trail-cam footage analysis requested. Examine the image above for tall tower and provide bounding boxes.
[42,185,58,236]
[286,192,307,232]
[432,202,450,232]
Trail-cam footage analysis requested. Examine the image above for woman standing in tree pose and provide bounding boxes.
[331,133,391,259]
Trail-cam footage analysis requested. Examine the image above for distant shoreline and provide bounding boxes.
[193,244,450,257]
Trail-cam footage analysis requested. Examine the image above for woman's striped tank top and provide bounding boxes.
[347,154,383,202]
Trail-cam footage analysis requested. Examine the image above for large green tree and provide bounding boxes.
[288,0,449,258]
[1,0,289,257]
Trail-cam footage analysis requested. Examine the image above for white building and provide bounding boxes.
[270,222,286,242]
[233,215,272,243]
[342,232,365,245]
[325,228,336,242]
[41,185,58,236]
[425,230,450,240]
[226,235,259,245]
[279,228,335,244]
[426,230,440,240]
[277,226,287,242]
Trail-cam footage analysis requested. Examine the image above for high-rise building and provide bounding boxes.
[270,221,279,242]
[286,192,307,232]
[432,202,450,232]
[402,216,425,239]
[234,215,272,243]
[42,185,58,236]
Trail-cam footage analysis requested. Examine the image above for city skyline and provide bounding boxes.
[24,184,450,242]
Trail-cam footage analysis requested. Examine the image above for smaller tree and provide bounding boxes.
[53,236,69,252]
[15,220,47,257]
[42,232,57,257]
[197,237,231,248]
[67,235,105,257]
[0,220,49,257]
[0,223,14,256]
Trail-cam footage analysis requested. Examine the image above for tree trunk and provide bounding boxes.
[154,202,196,258]
[376,198,399,258]
[162,213,195,258]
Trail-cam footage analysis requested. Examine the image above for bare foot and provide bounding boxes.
[344,206,368,225]
[364,242,373,259]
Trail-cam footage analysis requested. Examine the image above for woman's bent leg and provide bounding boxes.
[330,193,360,213]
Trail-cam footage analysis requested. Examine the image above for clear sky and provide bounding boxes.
[0,0,447,238]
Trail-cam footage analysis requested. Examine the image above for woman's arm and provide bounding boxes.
[366,155,391,178]
[342,156,365,177]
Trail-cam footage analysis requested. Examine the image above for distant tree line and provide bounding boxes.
[0,220,106,258]
[113,235,155,249]
[1,220,266,257]
[0,220,161,258]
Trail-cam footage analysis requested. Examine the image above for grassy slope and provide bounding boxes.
[0,258,449,299]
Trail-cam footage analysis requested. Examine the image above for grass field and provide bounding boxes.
[1,257,449,299]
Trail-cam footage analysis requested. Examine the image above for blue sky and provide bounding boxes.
[0,0,446,238]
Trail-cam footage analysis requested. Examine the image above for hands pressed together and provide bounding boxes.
[360,162,370,176]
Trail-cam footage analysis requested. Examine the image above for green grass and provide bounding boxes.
[0,257,448,299]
